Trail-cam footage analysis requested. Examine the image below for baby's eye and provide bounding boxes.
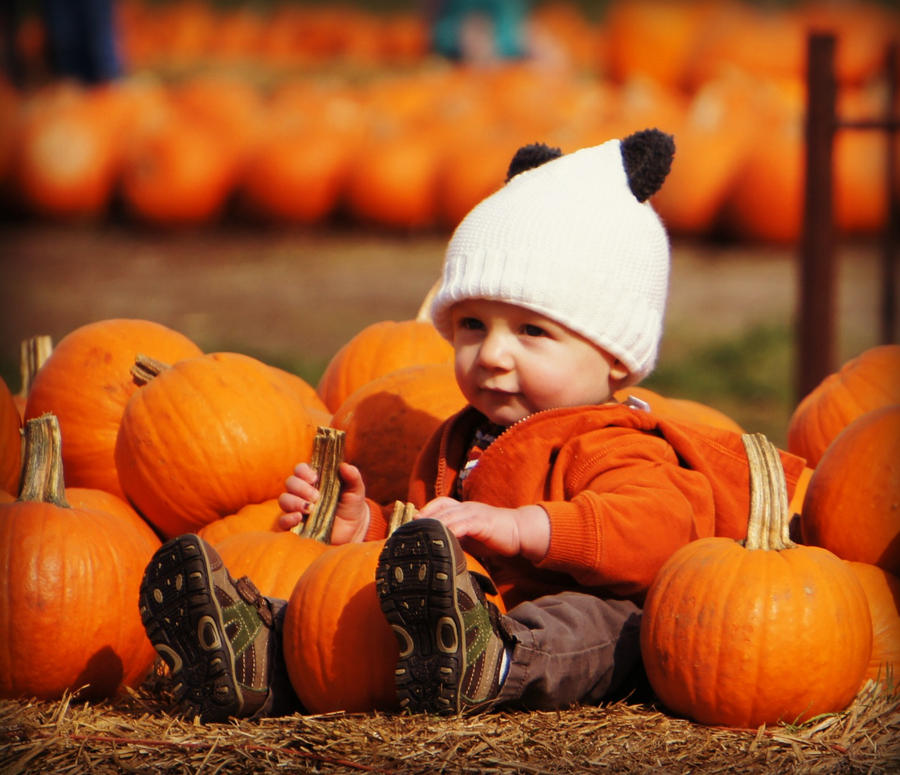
[521,323,548,337]
[458,317,484,331]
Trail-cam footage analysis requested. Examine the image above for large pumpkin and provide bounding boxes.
[800,405,900,575]
[787,345,900,468]
[640,433,872,728]
[331,363,467,505]
[316,319,454,413]
[845,561,900,692]
[24,318,202,498]
[0,377,21,496]
[115,352,318,538]
[0,415,160,700]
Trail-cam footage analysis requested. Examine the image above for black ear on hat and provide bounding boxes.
[620,129,675,202]
[505,142,562,182]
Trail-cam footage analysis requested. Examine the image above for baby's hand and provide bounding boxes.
[278,461,371,544]
[417,497,550,563]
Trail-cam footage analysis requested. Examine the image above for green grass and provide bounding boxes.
[644,323,794,446]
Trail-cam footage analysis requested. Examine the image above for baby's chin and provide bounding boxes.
[471,394,534,426]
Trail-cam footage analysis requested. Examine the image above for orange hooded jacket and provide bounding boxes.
[365,403,807,608]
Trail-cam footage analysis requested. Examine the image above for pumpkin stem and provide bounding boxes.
[19,334,52,396]
[741,432,795,551]
[131,354,171,386]
[18,413,69,507]
[295,426,345,542]
[388,501,418,535]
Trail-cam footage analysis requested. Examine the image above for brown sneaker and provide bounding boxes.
[139,534,280,722]
[376,518,506,715]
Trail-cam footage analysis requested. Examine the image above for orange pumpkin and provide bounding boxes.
[241,125,352,224]
[0,415,160,700]
[344,129,442,230]
[198,498,286,545]
[787,345,900,468]
[641,433,872,728]
[120,110,236,226]
[0,377,21,496]
[603,0,709,90]
[316,319,454,413]
[282,533,504,714]
[614,387,743,433]
[800,405,900,575]
[331,363,467,505]
[436,130,516,230]
[215,530,332,601]
[24,318,202,498]
[14,90,120,219]
[845,561,900,692]
[267,366,332,427]
[650,74,755,236]
[115,352,318,538]
[722,97,803,243]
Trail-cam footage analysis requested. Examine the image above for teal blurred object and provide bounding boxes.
[425,0,529,61]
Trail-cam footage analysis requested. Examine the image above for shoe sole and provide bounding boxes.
[376,519,466,714]
[138,534,243,722]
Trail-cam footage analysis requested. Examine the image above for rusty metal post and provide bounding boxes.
[882,41,898,345]
[797,33,837,402]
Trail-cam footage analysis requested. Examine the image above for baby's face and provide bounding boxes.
[449,298,627,426]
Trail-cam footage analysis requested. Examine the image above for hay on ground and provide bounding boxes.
[1,670,898,774]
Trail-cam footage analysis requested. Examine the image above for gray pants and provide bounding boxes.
[496,592,643,710]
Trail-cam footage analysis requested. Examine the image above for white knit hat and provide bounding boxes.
[430,129,675,386]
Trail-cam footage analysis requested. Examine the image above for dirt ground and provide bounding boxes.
[0,220,888,393]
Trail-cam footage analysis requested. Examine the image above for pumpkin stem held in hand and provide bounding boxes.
[18,414,69,507]
[295,426,345,541]
[741,432,795,551]
[19,335,52,397]
[130,354,171,386]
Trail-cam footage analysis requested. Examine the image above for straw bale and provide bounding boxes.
[1,672,898,774]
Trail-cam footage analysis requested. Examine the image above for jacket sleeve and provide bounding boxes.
[535,429,717,599]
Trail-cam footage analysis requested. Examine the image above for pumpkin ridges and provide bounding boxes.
[641,433,872,728]
[116,352,318,537]
[787,345,900,468]
[24,318,202,498]
[1,415,160,700]
[316,319,454,413]
[799,405,900,574]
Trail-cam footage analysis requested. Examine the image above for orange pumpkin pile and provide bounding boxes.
[3,307,899,726]
[2,0,897,239]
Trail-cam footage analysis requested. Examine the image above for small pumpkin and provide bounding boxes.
[800,405,900,575]
[316,319,454,413]
[0,414,160,700]
[198,498,286,545]
[640,433,872,728]
[282,520,504,714]
[116,352,319,538]
[24,319,202,499]
[787,344,900,468]
[614,387,743,433]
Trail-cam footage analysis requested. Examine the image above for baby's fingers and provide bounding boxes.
[276,510,304,531]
